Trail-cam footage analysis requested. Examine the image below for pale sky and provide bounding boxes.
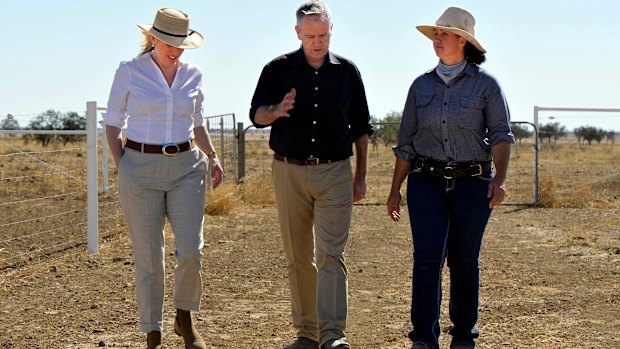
[1,0,619,131]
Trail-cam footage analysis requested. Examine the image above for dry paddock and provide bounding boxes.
[0,203,618,349]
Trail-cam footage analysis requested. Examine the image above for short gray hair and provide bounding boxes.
[296,1,332,26]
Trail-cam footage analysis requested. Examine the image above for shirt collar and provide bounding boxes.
[292,46,340,68]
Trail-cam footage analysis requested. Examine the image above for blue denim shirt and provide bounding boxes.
[393,64,515,163]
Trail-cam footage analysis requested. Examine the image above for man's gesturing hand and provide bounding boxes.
[275,88,296,117]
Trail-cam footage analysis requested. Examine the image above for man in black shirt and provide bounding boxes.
[249,2,373,349]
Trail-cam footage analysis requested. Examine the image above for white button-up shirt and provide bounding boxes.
[102,53,205,144]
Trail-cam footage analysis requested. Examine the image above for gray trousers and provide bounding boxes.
[118,147,208,332]
[272,158,353,346]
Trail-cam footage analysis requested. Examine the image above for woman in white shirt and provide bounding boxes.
[103,8,222,349]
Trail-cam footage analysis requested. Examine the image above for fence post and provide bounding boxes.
[533,106,539,207]
[219,117,225,182]
[237,122,245,179]
[86,101,99,254]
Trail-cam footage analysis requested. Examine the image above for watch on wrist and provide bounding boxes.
[206,150,217,159]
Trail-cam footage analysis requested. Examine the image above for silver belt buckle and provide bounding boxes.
[443,166,454,179]
[307,157,319,165]
[162,143,180,156]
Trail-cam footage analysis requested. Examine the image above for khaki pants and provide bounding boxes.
[118,148,208,332]
[272,158,353,346]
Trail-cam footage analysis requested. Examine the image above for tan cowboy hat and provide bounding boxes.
[416,7,486,53]
[137,8,204,49]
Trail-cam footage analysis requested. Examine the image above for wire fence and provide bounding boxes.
[0,111,237,272]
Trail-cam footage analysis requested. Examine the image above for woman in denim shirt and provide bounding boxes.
[386,7,515,349]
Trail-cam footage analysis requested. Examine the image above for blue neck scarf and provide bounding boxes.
[435,59,467,85]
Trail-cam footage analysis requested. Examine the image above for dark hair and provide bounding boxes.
[464,42,486,65]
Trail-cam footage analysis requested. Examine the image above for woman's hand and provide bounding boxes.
[209,156,223,189]
[387,190,402,222]
[487,178,506,208]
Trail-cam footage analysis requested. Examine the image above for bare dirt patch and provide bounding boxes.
[0,204,618,349]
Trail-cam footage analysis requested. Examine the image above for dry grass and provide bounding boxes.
[205,171,275,216]
[538,171,619,209]
[238,170,275,205]
[565,227,598,246]
[205,183,240,216]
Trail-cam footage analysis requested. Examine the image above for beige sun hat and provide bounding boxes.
[137,8,204,49]
[416,7,486,53]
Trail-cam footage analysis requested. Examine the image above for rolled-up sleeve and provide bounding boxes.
[102,62,130,129]
[349,65,374,139]
[249,64,276,129]
[392,84,417,162]
[485,85,515,146]
[192,86,205,128]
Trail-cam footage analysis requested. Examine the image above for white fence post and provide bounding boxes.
[87,101,99,254]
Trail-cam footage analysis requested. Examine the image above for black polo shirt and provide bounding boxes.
[250,48,374,161]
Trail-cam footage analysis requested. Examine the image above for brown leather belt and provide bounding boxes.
[124,139,193,156]
[274,154,333,166]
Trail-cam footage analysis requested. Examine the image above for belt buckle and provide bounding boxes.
[162,143,180,157]
[307,157,319,165]
[470,164,483,176]
[443,166,454,179]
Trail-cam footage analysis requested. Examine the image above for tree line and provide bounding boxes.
[2,110,616,147]
[512,122,616,145]
[0,110,86,146]
[368,113,616,147]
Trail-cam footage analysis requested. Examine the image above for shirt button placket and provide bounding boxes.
[310,70,320,156]
[441,85,453,158]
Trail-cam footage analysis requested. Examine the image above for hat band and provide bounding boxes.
[152,25,194,38]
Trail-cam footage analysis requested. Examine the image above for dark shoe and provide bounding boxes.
[321,338,351,349]
[411,342,432,349]
[174,309,206,349]
[283,336,319,349]
[146,331,163,349]
[451,344,474,349]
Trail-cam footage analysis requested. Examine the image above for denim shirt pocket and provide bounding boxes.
[458,96,486,129]
[416,94,437,129]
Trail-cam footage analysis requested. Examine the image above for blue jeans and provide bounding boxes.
[406,170,492,348]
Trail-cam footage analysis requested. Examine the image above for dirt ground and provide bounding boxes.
[0,204,618,349]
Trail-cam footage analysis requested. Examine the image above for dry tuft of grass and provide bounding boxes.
[561,186,595,208]
[538,172,616,208]
[538,172,560,208]
[238,171,275,206]
[206,183,241,216]
[204,171,275,216]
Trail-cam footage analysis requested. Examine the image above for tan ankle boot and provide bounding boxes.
[147,331,163,349]
[174,309,206,349]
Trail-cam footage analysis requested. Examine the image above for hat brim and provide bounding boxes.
[137,24,204,49]
[416,25,486,54]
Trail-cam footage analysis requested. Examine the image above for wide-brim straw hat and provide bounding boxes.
[416,7,486,53]
[137,8,204,49]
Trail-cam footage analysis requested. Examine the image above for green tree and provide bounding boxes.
[27,110,62,146]
[0,114,20,130]
[511,123,533,143]
[539,122,567,143]
[375,110,401,146]
[60,111,86,145]
[604,130,616,144]
[574,126,604,145]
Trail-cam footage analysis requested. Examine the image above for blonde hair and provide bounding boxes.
[138,32,155,57]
